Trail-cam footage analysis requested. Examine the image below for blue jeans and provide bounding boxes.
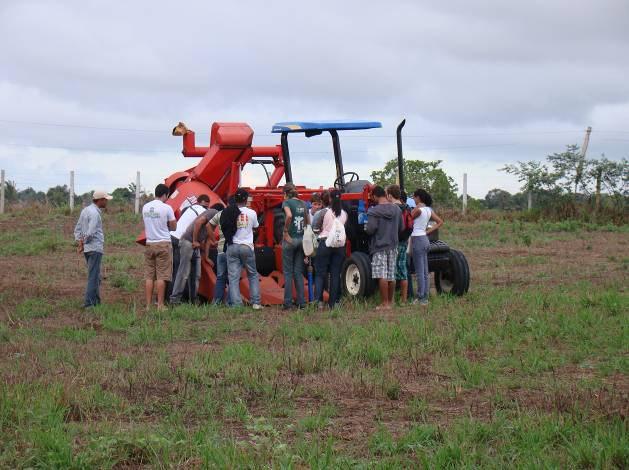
[407,255,415,299]
[314,242,345,307]
[411,236,430,300]
[226,244,261,306]
[170,239,194,304]
[282,238,305,307]
[168,237,198,302]
[84,251,102,307]
[213,252,229,304]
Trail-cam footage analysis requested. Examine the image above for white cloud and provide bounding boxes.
[0,0,627,198]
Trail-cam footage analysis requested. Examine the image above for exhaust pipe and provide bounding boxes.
[396,119,406,193]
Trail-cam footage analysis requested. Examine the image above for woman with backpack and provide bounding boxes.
[410,189,443,306]
[314,190,347,308]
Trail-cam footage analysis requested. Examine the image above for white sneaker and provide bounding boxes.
[252,304,263,310]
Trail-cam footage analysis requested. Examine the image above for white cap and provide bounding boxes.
[92,190,113,200]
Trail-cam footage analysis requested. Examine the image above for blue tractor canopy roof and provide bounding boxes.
[271,120,382,133]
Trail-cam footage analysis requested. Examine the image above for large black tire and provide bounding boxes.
[341,252,375,298]
[435,249,470,296]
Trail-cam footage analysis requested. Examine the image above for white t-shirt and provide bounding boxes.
[143,199,176,243]
[170,204,205,240]
[411,206,432,237]
[232,206,259,250]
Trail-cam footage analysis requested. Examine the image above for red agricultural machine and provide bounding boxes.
[147,120,470,304]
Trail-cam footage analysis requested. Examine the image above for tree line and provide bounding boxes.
[1,182,146,207]
[3,143,626,222]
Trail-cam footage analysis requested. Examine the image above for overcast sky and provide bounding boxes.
[1,0,628,198]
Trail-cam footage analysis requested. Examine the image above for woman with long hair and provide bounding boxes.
[410,189,443,306]
[314,189,347,308]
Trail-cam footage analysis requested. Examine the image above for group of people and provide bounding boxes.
[73,181,443,311]
[365,184,443,309]
[140,184,262,311]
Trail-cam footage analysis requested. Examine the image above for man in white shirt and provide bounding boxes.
[167,194,210,301]
[142,184,177,310]
[223,188,262,309]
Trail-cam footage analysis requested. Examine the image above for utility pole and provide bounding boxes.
[527,176,532,211]
[0,169,5,214]
[462,173,468,215]
[581,126,592,158]
[576,127,592,194]
[134,171,141,214]
[69,170,75,211]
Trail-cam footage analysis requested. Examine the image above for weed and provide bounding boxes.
[56,326,97,344]
[0,323,10,342]
[110,272,138,292]
[406,396,430,422]
[15,298,53,319]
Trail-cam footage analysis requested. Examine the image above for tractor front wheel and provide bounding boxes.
[341,252,374,298]
[434,249,470,296]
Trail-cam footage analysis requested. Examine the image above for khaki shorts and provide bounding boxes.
[145,242,173,281]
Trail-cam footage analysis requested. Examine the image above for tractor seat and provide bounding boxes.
[344,179,370,194]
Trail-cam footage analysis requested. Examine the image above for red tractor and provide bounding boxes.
[146,119,469,304]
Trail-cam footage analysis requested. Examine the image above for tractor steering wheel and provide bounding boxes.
[334,172,360,189]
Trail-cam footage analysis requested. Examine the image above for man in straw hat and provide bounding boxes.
[74,190,113,308]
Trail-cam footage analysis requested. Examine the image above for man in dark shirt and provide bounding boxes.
[282,183,309,309]
[365,185,403,310]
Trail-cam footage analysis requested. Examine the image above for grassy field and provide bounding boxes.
[0,208,627,468]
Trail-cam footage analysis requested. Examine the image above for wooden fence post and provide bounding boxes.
[0,169,5,214]
[462,173,468,215]
[69,170,75,211]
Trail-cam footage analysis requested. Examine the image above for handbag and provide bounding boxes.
[302,225,317,256]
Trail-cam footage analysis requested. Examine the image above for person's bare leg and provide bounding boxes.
[145,280,154,310]
[388,281,395,304]
[377,279,391,309]
[156,280,166,310]
[400,280,408,303]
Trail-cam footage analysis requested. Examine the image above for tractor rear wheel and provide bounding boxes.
[435,249,470,296]
[341,252,374,298]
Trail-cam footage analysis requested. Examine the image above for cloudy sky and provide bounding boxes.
[1,0,627,198]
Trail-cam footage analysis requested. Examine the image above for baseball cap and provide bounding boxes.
[92,190,113,200]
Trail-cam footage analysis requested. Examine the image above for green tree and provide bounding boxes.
[547,144,589,195]
[46,185,70,207]
[370,159,458,206]
[18,187,46,204]
[588,155,628,211]
[484,188,513,210]
[500,160,559,210]
[3,180,18,203]
[111,187,133,203]
[501,160,557,193]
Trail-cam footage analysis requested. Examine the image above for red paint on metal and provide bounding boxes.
[139,122,369,305]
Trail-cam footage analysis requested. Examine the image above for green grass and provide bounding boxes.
[0,228,69,256]
[14,298,53,319]
[1,215,627,467]
[56,326,97,344]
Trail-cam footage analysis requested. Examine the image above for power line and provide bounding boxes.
[1,141,527,154]
[1,118,628,137]
[0,119,166,133]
